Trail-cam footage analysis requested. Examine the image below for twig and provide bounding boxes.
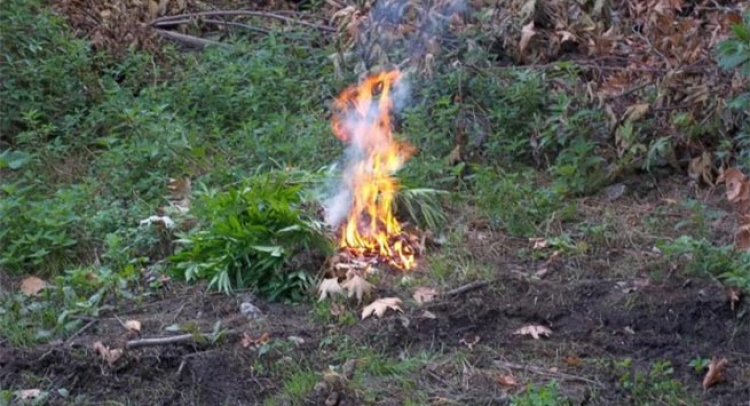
[153,18,271,34]
[494,360,605,388]
[126,329,238,349]
[64,319,98,346]
[444,281,488,297]
[153,29,229,49]
[150,10,336,32]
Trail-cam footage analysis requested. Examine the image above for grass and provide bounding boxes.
[2,1,750,405]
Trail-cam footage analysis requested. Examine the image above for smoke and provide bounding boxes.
[321,0,466,230]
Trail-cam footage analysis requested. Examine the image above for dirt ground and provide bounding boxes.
[1,175,749,405]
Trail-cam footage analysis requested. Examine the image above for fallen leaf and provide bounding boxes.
[513,325,552,340]
[566,356,582,367]
[720,167,749,204]
[412,287,439,305]
[241,332,270,348]
[20,276,47,295]
[361,297,403,320]
[688,152,714,185]
[125,320,141,333]
[496,374,518,387]
[519,22,536,54]
[341,274,374,303]
[702,357,729,389]
[421,310,437,319]
[447,144,462,165]
[529,237,548,249]
[92,341,123,366]
[624,103,650,122]
[16,389,41,400]
[728,287,742,311]
[459,332,481,350]
[318,277,344,302]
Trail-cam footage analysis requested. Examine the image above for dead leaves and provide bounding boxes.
[340,273,374,303]
[513,325,552,340]
[719,167,750,251]
[92,341,123,366]
[124,319,142,333]
[361,297,403,320]
[519,21,536,55]
[702,357,729,389]
[412,286,438,305]
[20,276,48,295]
[241,332,270,349]
[318,277,345,302]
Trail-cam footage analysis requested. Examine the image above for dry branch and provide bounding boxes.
[153,29,229,48]
[494,360,604,388]
[126,330,238,349]
[444,281,488,297]
[150,10,336,32]
[154,18,271,34]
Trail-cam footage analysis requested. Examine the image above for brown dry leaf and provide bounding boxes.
[92,341,123,366]
[688,152,714,185]
[566,356,582,367]
[447,144,462,165]
[624,103,650,122]
[361,297,403,320]
[124,320,142,333]
[519,22,536,54]
[736,223,750,251]
[720,167,749,204]
[496,374,518,387]
[241,332,270,348]
[412,287,439,305]
[20,276,47,296]
[318,277,344,302]
[513,325,552,340]
[341,274,374,303]
[702,357,729,389]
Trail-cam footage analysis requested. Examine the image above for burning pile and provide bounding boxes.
[326,69,420,271]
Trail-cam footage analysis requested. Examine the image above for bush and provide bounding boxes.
[169,172,333,301]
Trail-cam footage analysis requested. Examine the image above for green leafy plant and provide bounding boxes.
[169,172,333,301]
[510,381,569,406]
[615,358,696,406]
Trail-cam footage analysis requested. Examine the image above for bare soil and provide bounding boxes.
[2,176,749,405]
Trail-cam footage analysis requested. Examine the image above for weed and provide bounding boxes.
[510,380,569,406]
[615,358,697,406]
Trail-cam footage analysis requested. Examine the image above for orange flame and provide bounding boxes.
[330,69,417,270]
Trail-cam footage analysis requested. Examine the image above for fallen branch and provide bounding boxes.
[153,29,229,49]
[126,330,238,349]
[151,10,336,32]
[444,281,488,297]
[494,360,605,388]
[153,18,271,34]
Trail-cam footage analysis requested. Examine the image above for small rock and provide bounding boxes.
[240,302,263,319]
[604,183,626,201]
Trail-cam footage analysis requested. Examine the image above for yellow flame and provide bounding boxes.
[331,69,416,270]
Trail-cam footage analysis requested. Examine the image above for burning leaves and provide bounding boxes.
[326,69,420,272]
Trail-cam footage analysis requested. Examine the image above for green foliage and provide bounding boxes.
[655,236,750,294]
[717,10,750,164]
[169,173,333,301]
[510,381,569,406]
[615,358,697,406]
[0,0,98,141]
[467,165,576,237]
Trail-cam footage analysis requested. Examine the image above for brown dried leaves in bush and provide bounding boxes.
[719,167,750,251]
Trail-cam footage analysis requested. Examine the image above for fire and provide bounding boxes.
[330,69,418,270]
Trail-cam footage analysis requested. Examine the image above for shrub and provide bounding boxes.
[169,172,333,301]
